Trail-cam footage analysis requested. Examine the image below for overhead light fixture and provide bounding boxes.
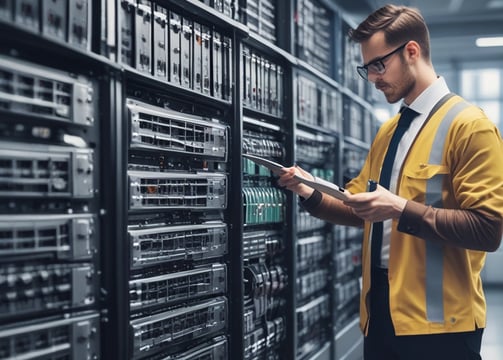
[487,0,503,9]
[476,37,503,47]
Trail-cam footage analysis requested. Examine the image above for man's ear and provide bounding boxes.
[405,41,421,62]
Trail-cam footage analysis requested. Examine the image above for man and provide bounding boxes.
[277,4,503,360]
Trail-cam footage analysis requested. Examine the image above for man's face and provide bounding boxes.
[360,32,415,104]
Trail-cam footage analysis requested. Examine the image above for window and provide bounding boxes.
[460,67,502,130]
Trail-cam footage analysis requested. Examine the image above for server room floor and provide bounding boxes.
[481,285,503,359]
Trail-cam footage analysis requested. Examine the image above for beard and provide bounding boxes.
[375,62,416,104]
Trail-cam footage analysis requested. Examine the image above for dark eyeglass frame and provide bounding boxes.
[357,42,408,81]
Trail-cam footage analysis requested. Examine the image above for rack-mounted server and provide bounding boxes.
[129,223,228,267]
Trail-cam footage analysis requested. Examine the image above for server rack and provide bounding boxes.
[0,0,375,359]
[114,2,238,358]
[0,1,112,358]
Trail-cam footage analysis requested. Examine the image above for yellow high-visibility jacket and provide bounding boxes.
[343,95,503,335]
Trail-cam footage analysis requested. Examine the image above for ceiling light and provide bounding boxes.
[476,37,503,47]
[487,0,503,9]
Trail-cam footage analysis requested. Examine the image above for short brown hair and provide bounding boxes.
[349,4,431,61]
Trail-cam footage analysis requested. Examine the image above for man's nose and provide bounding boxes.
[367,72,380,83]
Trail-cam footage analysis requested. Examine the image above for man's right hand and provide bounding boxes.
[276,166,316,199]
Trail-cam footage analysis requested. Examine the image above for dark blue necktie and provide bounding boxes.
[371,107,419,268]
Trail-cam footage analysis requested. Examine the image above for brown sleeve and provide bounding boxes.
[301,190,364,227]
[398,200,503,252]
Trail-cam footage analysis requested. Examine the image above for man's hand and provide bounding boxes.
[276,166,316,199]
[343,184,407,222]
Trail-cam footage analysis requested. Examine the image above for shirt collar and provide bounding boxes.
[401,77,450,115]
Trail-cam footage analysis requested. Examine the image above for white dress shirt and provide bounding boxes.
[380,76,451,268]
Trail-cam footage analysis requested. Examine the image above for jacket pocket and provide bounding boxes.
[403,164,450,205]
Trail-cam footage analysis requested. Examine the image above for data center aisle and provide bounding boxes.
[481,285,503,359]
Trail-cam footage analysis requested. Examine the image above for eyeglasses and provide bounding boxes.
[357,42,408,81]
